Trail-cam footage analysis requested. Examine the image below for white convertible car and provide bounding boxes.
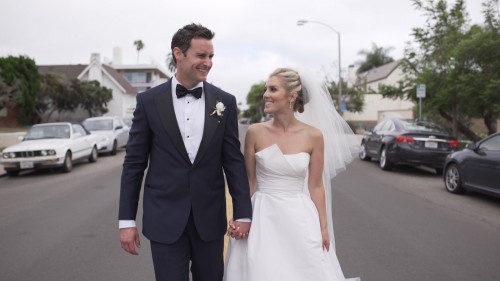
[1,122,99,177]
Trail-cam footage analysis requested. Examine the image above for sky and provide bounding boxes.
[0,0,487,107]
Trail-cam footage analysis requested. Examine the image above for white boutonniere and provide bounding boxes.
[211,101,225,118]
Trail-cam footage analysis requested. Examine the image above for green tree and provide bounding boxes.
[36,73,79,122]
[327,79,365,113]
[0,55,40,124]
[71,79,113,117]
[134,40,145,64]
[356,43,395,74]
[242,82,266,123]
[0,69,21,110]
[381,0,500,141]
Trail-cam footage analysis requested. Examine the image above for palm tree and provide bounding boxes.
[356,43,395,74]
[134,40,145,64]
[166,52,176,74]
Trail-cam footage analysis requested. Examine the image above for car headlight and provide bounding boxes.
[40,150,56,156]
[2,152,16,159]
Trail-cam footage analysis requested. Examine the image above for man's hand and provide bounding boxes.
[120,227,141,255]
[227,219,251,240]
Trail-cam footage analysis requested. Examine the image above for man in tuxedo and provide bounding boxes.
[118,23,252,281]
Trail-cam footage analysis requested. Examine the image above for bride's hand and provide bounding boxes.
[321,229,330,252]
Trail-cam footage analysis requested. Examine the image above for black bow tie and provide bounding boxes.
[176,84,202,99]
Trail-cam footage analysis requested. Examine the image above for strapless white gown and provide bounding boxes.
[224,144,360,281]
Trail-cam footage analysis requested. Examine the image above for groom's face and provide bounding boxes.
[174,38,214,88]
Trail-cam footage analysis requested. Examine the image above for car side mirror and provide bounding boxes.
[466,143,476,150]
[115,126,123,130]
[73,132,82,138]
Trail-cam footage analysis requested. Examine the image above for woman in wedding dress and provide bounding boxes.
[224,67,360,281]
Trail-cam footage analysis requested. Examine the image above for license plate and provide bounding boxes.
[425,141,438,149]
[20,161,34,169]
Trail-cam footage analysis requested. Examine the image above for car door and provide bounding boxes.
[114,118,128,147]
[366,121,387,155]
[465,134,500,191]
[71,124,93,159]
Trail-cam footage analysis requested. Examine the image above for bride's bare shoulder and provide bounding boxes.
[247,122,270,135]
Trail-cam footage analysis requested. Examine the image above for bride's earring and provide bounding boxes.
[289,100,293,110]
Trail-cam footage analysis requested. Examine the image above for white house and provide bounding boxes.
[343,60,415,131]
[38,53,137,121]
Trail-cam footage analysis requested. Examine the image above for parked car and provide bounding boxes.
[82,116,130,155]
[122,117,133,128]
[0,123,99,176]
[359,118,460,174]
[443,132,500,198]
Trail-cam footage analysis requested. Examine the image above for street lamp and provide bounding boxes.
[297,19,343,113]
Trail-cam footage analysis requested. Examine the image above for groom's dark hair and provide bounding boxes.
[171,23,215,64]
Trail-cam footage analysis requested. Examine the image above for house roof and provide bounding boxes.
[112,64,170,79]
[354,60,401,86]
[38,64,137,94]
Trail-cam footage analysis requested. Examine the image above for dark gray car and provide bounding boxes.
[444,132,500,198]
[359,118,460,174]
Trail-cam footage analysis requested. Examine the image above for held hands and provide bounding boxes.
[120,227,141,255]
[227,218,251,240]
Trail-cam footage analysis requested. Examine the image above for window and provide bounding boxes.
[480,135,500,151]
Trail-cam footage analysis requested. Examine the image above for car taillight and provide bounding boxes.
[448,140,460,148]
[396,135,414,143]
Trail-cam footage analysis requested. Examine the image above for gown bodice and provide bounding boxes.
[255,144,309,195]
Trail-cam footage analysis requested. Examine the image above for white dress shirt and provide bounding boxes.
[172,77,205,163]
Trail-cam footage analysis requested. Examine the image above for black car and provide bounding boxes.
[359,118,460,174]
[443,132,500,198]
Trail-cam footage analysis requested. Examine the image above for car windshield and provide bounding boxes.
[24,124,71,140]
[401,120,445,133]
[83,119,113,131]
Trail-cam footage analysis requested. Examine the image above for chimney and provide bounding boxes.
[347,65,357,87]
[113,47,122,65]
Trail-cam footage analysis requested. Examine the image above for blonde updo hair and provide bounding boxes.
[269,67,307,113]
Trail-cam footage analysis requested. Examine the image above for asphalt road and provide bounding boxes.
[1,148,499,280]
[333,158,500,281]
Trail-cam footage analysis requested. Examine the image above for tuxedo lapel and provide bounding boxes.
[193,82,220,167]
[153,80,191,165]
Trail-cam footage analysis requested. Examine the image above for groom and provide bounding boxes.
[118,23,252,281]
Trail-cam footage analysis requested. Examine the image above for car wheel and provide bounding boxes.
[379,146,393,171]
[444,163,464,194]
[61,151,73,173]
[6,170,19,177]
[435,168,443,175]
[89,146,98,163]
[111,140,118,155]
[359,142,371,161]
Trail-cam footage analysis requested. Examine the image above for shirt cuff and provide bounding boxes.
[235,218,251,222]
[119,220,136,229]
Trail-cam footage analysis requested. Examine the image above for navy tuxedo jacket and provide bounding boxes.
[119,79,252,244]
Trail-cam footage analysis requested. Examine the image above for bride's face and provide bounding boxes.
[263,76,289,114]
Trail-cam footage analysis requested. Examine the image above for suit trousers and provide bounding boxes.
[150,211,224,281]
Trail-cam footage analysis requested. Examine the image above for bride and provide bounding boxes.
[224,67,360,281]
